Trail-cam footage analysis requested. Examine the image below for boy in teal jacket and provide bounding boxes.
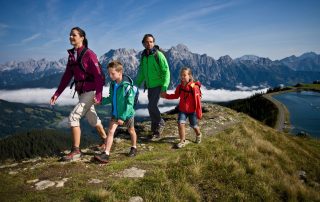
[94,61,137,163]
[135,34,170,139]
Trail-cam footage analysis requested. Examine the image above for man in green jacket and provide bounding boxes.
[94,61,137,163]
[135,34,170,139]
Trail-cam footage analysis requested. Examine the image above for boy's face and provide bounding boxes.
[181,71,190,83]
[143,37,154,50]
[108,68,122,81]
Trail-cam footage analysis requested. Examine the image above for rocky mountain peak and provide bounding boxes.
[218,55,233,65]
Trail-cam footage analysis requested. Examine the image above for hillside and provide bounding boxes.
[0,103,319,201]
[0,129,96,161]
[0,99,68,138]
[0,99,111,139]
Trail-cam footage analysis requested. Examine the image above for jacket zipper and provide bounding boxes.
[146,56,149,88]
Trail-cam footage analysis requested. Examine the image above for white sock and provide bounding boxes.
[104,151,110,155]
[132,145,137,149]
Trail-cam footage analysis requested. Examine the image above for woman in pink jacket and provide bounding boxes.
[50,27,107,161]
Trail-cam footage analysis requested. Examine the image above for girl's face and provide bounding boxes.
[143,37,154,50]
[108,68,122,82]
[181,70,190,83]
[69,29,84,47]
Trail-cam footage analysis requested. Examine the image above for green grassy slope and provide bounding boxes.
[0,104,319,201]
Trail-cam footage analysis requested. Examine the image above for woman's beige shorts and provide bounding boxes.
[68,91,101,127]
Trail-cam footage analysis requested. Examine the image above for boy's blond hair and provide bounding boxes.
[107,61,123,72]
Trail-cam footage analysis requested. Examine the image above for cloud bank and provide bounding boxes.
[0,86,267,117]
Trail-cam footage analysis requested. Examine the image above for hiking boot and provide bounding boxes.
[61,149,82,161]
[94,153,109,164]
[149,131,161,140]
[195,133,202,144]
[151,119,165,135]
[128,147,137,157]
[176,141,186,149]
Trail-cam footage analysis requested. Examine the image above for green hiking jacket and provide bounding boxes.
[135,48,170,92]
[101,76,135,121]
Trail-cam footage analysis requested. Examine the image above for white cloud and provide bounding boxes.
[9,33,42,47]
[22,33,41,43]
[0,86,268,106]
[0,88,77,106]
[0,23,9,29]
[135,106,176,117]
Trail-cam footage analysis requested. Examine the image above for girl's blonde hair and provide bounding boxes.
[180,67,193,82]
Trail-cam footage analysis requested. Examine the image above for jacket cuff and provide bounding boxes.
[161,86,168,92]
[95,93,102,103]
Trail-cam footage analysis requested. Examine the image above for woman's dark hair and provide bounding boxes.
[71,27,88,48]
[142,34,155,44]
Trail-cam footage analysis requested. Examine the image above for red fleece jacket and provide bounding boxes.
[165,81,202,119]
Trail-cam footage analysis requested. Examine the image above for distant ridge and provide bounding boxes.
[1,45,320,90]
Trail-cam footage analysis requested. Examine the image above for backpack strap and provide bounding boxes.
[140,48,161,66]
[154,50,160,66]
[77,47,88,73]
[123,74,135,96]
[69,47,93,98]
[124,85,132,96]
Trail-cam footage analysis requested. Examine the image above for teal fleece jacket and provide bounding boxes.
[102,76,135,121]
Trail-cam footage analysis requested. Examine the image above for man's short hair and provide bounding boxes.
[142,34,155,44]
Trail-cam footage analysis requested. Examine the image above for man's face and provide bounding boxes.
[143,37,154,50]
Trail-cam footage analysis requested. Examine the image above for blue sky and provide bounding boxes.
[0,0,319,63]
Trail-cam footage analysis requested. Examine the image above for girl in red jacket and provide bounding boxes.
[163,67,202,148]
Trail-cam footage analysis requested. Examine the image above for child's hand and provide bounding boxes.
[117,119,124,125]
[93,97,100,104]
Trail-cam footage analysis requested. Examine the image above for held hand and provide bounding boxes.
[117,119,124,125]
[160,92,167,98]
[50,95,57,105]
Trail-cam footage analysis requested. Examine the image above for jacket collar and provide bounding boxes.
[142,47,156,57]
[67,46,85,55]
[181,80,202,89]
[111,75,132,87]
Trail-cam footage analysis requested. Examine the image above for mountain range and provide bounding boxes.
[1,44,320,90]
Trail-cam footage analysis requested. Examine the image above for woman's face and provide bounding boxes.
[69,29,84,47]
[143,37,154,50]
[181,70,190,83]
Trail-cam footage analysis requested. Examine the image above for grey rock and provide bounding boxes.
[0,163,18,169]
[88,179,103,184]
[114,137,123,144]
[118,167,146,178]
[128,196,144,202]
[9,171,18,175]
[297,170,307,182]
[35,180,55,190]
[27,179,39,184]
[55,178,69,187]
